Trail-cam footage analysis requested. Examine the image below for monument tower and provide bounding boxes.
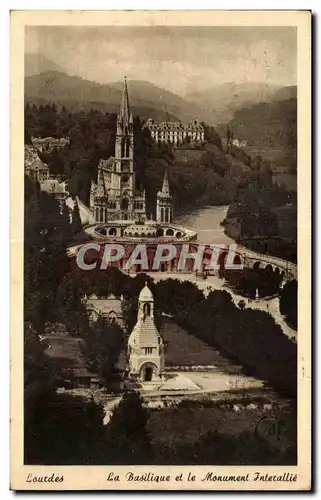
[128,283,165,383]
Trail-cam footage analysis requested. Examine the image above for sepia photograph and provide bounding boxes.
[10,10,311,491]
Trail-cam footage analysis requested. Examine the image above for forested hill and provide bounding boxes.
[222,98,297,150]
[25,71,202,123]
[24,103,260,214]
[185,81,283,124]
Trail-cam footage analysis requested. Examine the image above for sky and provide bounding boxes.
[25,26,297,95]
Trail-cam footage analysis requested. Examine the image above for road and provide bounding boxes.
[131,271,297,342]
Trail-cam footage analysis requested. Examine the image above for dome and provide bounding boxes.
[139,283,153,302]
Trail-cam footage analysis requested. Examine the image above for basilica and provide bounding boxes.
[89,77,172,226]
[83,77,197,243]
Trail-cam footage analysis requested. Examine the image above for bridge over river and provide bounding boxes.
[175,205,297,281]
[67,205,297,282]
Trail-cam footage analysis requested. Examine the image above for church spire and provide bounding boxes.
[119,76,132,127]
[156,170,172,223]
[159,169,170,198]
[96,165,107,197]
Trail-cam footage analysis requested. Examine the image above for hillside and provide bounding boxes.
[216,97,297,171]
[272,86,297,101]
[25,95,179,123]
[25,103,254,213]
[223,98,296,147]
[25,69,296,128]
[108,80,204,123]
[185,81,284,123]
[25,71,202,123]
[24,53,63,77]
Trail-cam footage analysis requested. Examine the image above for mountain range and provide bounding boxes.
[24,52,297,125]
[185,82,296,123]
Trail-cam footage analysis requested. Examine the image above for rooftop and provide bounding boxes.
[85,294,123,316]
[130,316,160,348]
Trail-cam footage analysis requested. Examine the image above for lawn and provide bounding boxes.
[147,405,296,453]
[161,319,240,373]
[44,336,88,368]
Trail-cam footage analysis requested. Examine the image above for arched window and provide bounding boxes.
[161,207,164,222]
[143,303,151,316]
[165,208,169,222]
[121,197,129,211]
[166,228,174,237]
[100,207,104,222]
[95,207,99,222]
[108,312,117,324]
[125,138,130,157]
[105,208,108,222]
[109,227,117,236]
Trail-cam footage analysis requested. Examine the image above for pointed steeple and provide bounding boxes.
[96,166,107,197]
[158,169,170,198]
[118,76,132,128]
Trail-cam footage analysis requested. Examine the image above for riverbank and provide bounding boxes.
[220,203,297,264]
[175,205,235,246]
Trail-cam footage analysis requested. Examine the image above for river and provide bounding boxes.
[175,205,234,245]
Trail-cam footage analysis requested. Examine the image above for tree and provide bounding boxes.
[25,393,107,465]
[279,280,297,330]
[226,126,231,153]
[105,391,152,464]
[86,318,125,389]
[59,202,71,239]
[24,181,71,331]
[238,299,246,310]
[70,199,82,235]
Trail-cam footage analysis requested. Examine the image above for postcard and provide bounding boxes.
[10,10,311,490]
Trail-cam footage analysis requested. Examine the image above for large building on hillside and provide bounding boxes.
[143,118,204,145]
[31,136,70,154]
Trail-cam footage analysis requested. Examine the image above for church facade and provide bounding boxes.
[81,77,197,247]
[90,77,149,224]
[128,283,165,383]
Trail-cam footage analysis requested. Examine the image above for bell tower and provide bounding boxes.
[111,77,135,208]
[156,170,172,223]
[128,283,164,383]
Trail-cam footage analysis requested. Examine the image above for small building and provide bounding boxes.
[84,293,124,328]
[24,145,50,182]
[40,178,68,206]
[128,283,165,383]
